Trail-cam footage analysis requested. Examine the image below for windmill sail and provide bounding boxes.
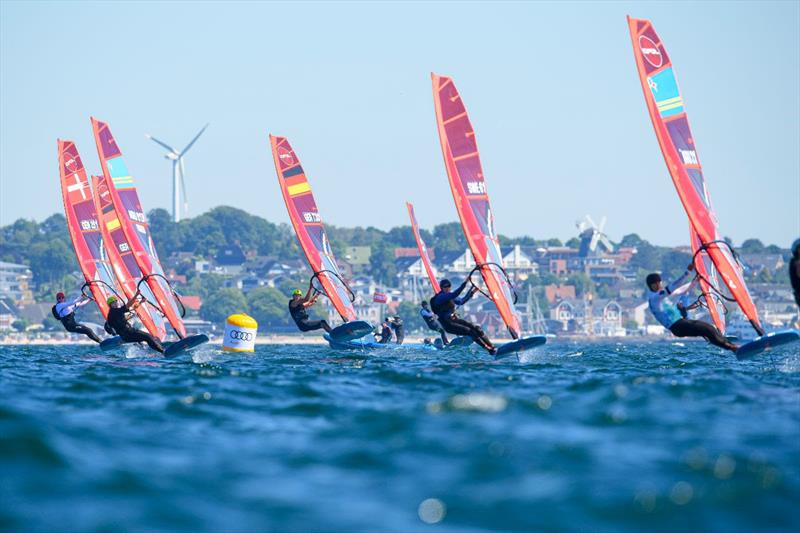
[91,117,186,338]
[431,73,522,338]
[406,202,440,293]
[627,17,763,335]
[57,140,121,318]
[269,135,358,323]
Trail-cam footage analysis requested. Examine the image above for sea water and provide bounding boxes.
[1,341,798,532]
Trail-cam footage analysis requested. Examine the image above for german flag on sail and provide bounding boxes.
[284,170,310,197]
[647,67,684,118]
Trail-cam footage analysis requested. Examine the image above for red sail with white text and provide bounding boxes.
[431,73,522,338]
[406,202,440,293]
[627,17,762,334]
[90,173,166,340]
[57,140,121,318]
[91,117,186,338]
[269,135,358,323]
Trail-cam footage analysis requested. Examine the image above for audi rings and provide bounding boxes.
[229,330,253,341]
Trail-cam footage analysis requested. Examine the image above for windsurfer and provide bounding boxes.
[386,316,405,345]
[790,239,800,311]
[430,279,496,354]
[376,319,393,344]
[646,265,738,352]
[53,292,101,343]
[420,301,448,345]
[105,294,165,353]
[288,288,332,333]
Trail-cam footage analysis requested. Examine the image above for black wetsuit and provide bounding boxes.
[790,256,800,309]
[420,307,448,345]
[106,306,164,353]
[55,308,101,343]
[289,299,330,333]
[54,299,101,343]
[669,318,737,352]
[430,281,493,351]
[377,323,392,344]
[388,318,405,345]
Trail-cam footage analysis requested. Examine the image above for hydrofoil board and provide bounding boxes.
[736,329,800,360]
[494,335,547,360]
[329,320,373,342]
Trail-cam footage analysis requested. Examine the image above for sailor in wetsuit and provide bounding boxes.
[53,292,101,343]
[375,318,393,344]
[790,239,800,312]
[105,294,165,353]
[288,288,332,333]
[386,315,405,345]
[420,301,448,345]
[430,278,497,354]
[646,264,738,352]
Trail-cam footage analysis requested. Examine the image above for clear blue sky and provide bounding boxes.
[1,1,798,247]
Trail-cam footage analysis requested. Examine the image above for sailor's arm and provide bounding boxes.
[666,263,695,294]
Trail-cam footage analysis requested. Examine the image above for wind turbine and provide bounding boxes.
[146,124,209,222]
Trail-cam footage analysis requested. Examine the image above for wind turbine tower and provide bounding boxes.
[146,124,209,222]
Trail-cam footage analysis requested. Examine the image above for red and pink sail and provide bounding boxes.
[627,17,763,335]
[406,202,440,293]
[431,73,522,338]
[91,117,186,338]
[91,172,166,340]
[269,135,358,323]
[57,140,121,319]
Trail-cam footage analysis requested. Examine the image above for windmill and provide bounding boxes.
[146,124,209,222]
[576,215,614,257]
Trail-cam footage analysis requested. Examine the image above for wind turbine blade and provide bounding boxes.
[586,214,597,228]
[180,123,209,156]
[179,158,188,212]
[599,216,607,232]
[600,236,614,251]
[145,134,177,153]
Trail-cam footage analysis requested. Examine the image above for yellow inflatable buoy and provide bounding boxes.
[223,313,258,352]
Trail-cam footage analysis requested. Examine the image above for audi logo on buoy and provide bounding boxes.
[229,330,253,341]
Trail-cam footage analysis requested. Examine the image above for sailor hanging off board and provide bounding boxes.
[419,301,448,346]
[52,292,101,343]
[375,318,393,344]
[646,264,738,352]
[105,294,165,353]
[386,316,405,345]
[430,278,496,355]
[288,288,332,334]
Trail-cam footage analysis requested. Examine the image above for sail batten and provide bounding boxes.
[627,17,762,335]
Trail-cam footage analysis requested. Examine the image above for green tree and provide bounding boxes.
[620,233,644,248]
[740,239,764,254]
[369,242,397,285]
[148,208,183,258]
[396,300,426,332]
[564,237,581,249]
[432,222,466,253]
[200,288,247,324]
[11,319,28,332]
[247,287,289,328]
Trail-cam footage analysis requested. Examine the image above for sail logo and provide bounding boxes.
[119,243,130,253]
[467,181,486,195]
[80,219,99,231]
[278,148,296,167]
[127,210,146,223]
[639,36,663,68]
[303,212,321,223]
[679,149,698,165]
[65,158,79,173]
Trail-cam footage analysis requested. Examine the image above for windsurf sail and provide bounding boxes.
[91,173,166,340]
[691,228,727,333]
[627,17,763,335]
[269,135,358,323]
[431,73,522,339]
[57,140,122,318]
[91,117,186,338]
[406,202,440,293]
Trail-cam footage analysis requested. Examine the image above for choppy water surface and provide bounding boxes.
[1,341,798,532]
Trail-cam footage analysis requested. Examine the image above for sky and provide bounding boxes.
[1,1,798,247]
